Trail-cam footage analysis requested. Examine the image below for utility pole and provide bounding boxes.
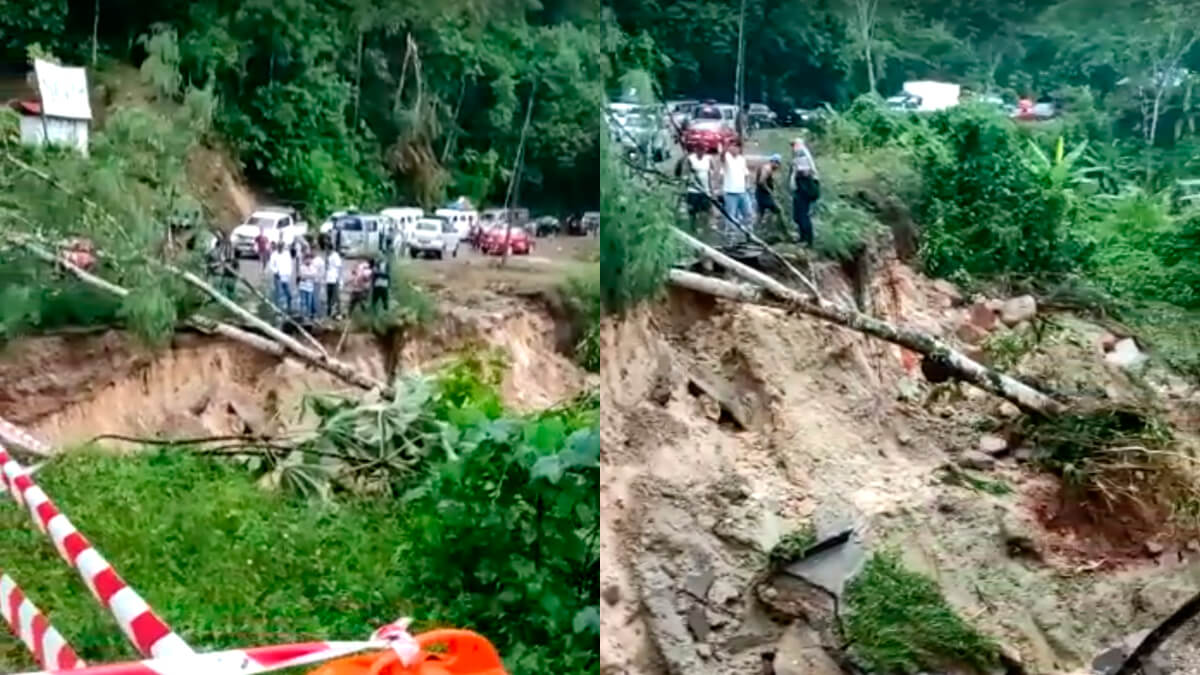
[501,78,537,267]
[735,0,747,143]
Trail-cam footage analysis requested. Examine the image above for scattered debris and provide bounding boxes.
[979,434,1010,456]
[1000,295,1038,327]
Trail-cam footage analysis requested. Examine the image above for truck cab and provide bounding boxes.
[230,208,307,257]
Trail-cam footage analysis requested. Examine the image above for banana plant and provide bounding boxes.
[1021,136,1101,192]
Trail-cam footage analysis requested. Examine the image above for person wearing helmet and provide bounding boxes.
[755,153,783,229]
[675,143,713,230]
[789,136,820,247]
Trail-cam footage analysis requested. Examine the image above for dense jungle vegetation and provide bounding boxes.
[0,0,603,218]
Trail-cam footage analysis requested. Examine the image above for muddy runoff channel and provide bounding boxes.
[601,251,1200,675]
[0,296,588,449]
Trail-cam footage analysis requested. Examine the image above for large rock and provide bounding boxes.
[1105,338,1149,371]
[1000,295,1038,326]
[968,300,998,331]
[979,434,1010,457]
[956,321,990,345]
[932,279,964,307]
[772,622,844,675]
[958,450,997,471]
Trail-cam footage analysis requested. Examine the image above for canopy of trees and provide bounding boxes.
[609,0,1200,157]
[0,0,603,219]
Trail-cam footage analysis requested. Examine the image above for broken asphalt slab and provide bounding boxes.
[782,526,866,598]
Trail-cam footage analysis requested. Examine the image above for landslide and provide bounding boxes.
[0,294,588,449]
[599,248,1200,675]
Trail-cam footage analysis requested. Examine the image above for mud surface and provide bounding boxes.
[600,253,1200,675]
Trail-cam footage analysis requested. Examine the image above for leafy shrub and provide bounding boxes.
[394,365,599,672]
[917,106,1089,283]
[558,270,602,372]
[599,132,678,314]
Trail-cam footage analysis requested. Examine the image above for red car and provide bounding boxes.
[681,103,737,153]
[480,226,533,255]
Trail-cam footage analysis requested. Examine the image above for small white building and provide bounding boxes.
[11,59,91,156]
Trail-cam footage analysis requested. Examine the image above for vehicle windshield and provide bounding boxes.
[694,106,722,120]
[247,216,278,228]
[336,216,363,231]
[416,221,439,232]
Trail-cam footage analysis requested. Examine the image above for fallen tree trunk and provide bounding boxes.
[227,263,329,357]
[170,267,384,393]
[668,264,1066,416]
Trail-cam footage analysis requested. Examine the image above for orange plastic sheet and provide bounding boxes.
[308,630,507,675]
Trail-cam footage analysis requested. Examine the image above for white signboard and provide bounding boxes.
[33,59,91,121]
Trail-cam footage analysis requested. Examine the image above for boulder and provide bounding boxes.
[1105,338,1149,371]
[979,434,1009,456]
[956,321,990,345]
[773,622,844,675]
[968,300,998,331]
[1000,295,1038,326]
[957,451,996,471]
[932,279,964,306]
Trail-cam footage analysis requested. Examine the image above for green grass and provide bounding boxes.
[844,552,999,674]
[0,451,416,672]
[767,524,817,569]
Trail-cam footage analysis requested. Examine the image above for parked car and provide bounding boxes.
[476,207,529,244]
[681,103,738,153]
[624,111,672,163]
[582,211,599,236]
[434,207,479,240]
[380,207,423,248]
[325,212,397,258]
[230,207,308,258]
[746,103,777,129]
[532,215,560,237]
[407,217,460,259]
[782,105,829,128]
[480,225,533,255]
[665,99,698,136]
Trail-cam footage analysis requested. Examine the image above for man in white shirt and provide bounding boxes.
[720,141,753,244]
[675,144,712,230]
[324,247,343,318]
[270,242,294,311]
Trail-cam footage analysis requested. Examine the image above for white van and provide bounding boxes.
[381,207,423,248]
[434,208,479,239]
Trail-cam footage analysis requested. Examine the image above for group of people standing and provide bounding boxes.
[205,232,394,323]
[265,238,392,320]
[676,136,819,247]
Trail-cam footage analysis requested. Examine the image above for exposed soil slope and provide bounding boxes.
[600,254,1200,675]
[0,295,586,449]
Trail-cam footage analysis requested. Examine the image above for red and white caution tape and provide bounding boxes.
[7,618,423,675]
[0,445,194,659]
[0,572,84,670]
[9,639,385,675]
[0,415,51,456]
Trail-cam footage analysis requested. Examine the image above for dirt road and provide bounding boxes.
[233,233,598,312]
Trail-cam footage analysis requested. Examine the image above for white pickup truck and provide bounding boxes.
[230,208,309,258]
